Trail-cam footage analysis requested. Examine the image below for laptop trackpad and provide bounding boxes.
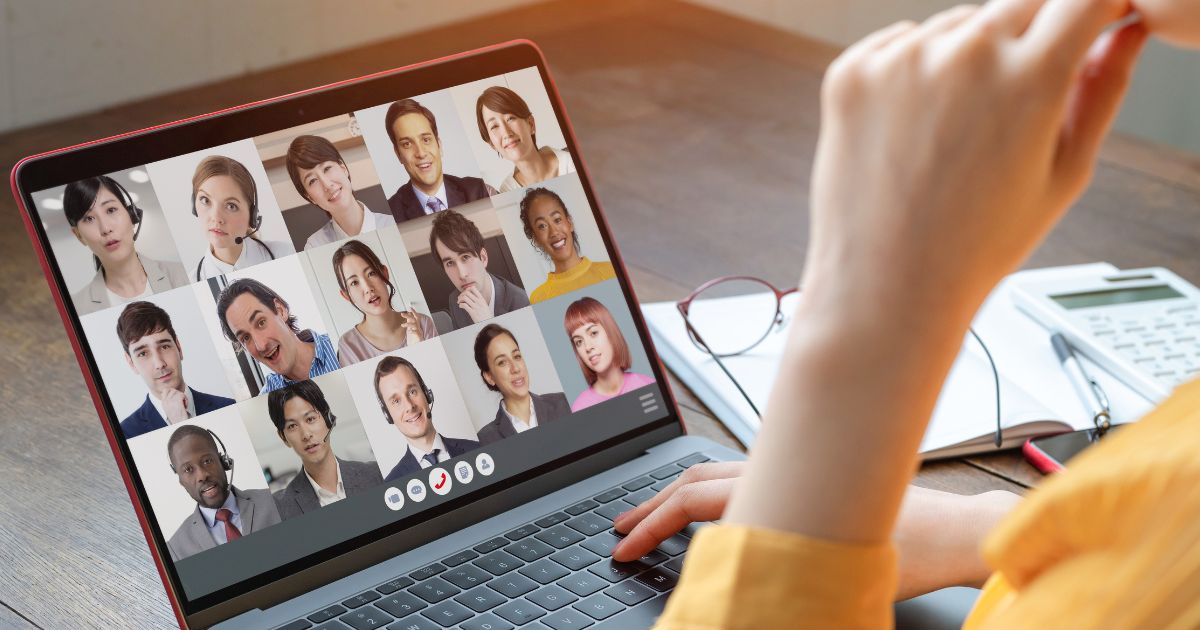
[894,587,980,629]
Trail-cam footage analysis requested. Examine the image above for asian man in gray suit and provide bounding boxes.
[165,425,282,562]
[266,380,383,520]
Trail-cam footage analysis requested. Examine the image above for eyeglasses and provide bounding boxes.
[677,275,1004,448]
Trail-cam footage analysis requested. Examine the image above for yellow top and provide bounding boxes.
[657,380,1200,629]
[529,257,616,303]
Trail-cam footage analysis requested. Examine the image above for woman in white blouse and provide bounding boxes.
[190,155,291,281]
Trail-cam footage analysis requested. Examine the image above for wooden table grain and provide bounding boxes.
[2,1,1198,627]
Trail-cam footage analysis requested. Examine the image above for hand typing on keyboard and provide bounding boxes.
[611,462,1021,601]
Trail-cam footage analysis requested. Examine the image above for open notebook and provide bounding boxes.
[643,263,1155,459]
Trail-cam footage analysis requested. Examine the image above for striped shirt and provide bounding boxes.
[263,331,339,393]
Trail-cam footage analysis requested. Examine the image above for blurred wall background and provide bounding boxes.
[687,0,1200,155]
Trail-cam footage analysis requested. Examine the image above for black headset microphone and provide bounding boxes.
[377,359,436,423]
[233,221,262,245]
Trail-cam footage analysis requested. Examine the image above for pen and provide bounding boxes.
[1050,332,1112,434]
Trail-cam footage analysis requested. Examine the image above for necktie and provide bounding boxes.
[426,197,444,214]
[215,508,242,542]
[422,449,442,467]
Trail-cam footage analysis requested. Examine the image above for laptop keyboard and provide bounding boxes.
[276,453,711,630]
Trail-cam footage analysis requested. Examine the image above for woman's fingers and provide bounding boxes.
[612,477,737,562]
[612,461,743,534]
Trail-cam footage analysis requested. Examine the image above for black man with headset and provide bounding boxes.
[266,379,383,519]
[165,425,282,562]
[373,355,479,483]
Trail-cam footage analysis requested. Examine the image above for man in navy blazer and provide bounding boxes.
[373,355,479,483]
[383,98,494,222]
[116,301,234,440]
[266,380,385,519]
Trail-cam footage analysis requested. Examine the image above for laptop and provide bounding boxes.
[13,39,982,629]
[10,40,743,628]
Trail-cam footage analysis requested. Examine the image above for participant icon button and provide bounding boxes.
[475,452,495,477]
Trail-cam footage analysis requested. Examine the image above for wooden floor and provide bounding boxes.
[2,1,1199,627]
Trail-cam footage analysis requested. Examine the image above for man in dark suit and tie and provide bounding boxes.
[266,379,383,520]
[116,301,235,440]
[383,98,495,222]
[166,425,282,562]
[429,210,531,331]
[373,356,479,483]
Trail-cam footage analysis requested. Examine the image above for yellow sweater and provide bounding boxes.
[657,380,1200,629]
[529,257,616,303]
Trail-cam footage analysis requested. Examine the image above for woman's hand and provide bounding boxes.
[612,463,1022,600]
[401,310,425,343]
[1134,0,1200,46]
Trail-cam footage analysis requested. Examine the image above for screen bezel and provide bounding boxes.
[10,39,685,626]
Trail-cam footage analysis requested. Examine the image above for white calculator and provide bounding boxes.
[1011,266,1200,402]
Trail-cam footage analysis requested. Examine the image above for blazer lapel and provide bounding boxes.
[85,272,107,308]
[292,473,321,513]
[445,176,465,207]
[185,510,215,553]
[235,487,256,532]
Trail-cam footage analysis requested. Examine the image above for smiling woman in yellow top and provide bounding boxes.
[518,187,615,303]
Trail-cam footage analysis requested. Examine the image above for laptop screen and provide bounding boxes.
[15,44,674,616]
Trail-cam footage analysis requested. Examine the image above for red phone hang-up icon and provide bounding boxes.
[434,472,447,490]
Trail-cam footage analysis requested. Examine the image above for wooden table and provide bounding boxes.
[3,1,1199,627]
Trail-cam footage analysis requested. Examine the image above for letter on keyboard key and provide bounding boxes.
[453,585,508,613]
[635,567,679,592]
[520,558,572,584]
[390,614,441,630]
[460,612,516,630]
[587,560,641,583]
[420,600,474,626]
[557,572,608,597]
[580,532,622,558]
[494,599,547,625]
[604,580,655,606]
[657,534,690,556]
[550,546,601,571]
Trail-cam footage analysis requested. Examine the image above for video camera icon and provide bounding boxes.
[383,487,404,512]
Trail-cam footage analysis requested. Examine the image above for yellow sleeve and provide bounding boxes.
[969,380,1200,629]
[655,525,896,629]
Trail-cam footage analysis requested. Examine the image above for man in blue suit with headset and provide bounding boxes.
[116,301,235,439]
[373,355,479,483]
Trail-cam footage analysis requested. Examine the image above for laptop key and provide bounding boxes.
[580,532,622,558]
[420,600,474,627]
[675,454,709,468]
[572,593,625,621]
[474,550,525,576]
[460,613,516,630]
[592,488,627,504]
[276,620,312,630]
[565,514,609,537]
[454,585,507,613]
[587,560,641,584]
[442,563,493,590]
[408,577,460,604]
[475,537,511,554]
[494,599,548,625]
[591,503,626,523]
[526,584,579,611]
[313,623,352,630]
[650,478,674,492]
[657,534,690,556]
[339,605,393,630]
[375,577,416,595]
[441,549,479,567]
[541,608,595,629]
[506,538,556,562]
[341,590,382,610]
[621,477,654,492]
[519,558,571,584]
[564,500,598,516]
[648,465,680,480]
[535,512,570,528]
[663,556,685,574]
[635,567,679,592]
[536,525,585,549]
[549,546,601,571]
[308,604,348,623]
[505,524,541,540]
[487,572,539,598]
[387,614,440,630]
[635,550,668,567]
[375,592,428,618]
[557,572,608,597]
[408,563,446,582]
[604,580,655,606]
[621,488,658,508]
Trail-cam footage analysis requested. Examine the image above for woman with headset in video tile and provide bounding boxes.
[190,155,290,280]
[63,175,188,316]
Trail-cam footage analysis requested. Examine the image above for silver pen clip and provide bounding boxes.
[1089,378,1112,434]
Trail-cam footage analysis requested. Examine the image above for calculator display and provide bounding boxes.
[1050,284,1185,310]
